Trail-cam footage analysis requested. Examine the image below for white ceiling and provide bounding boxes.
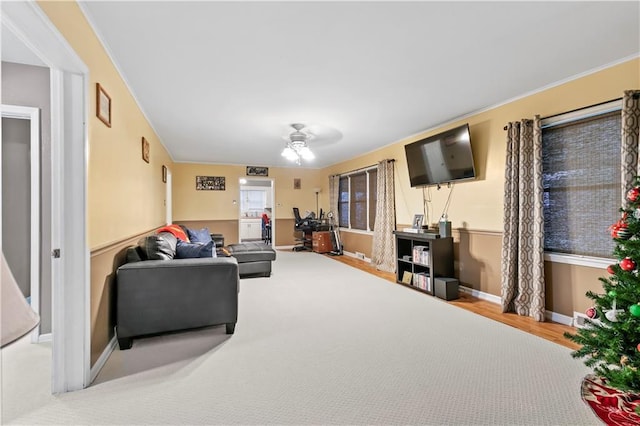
[19,2,640,168]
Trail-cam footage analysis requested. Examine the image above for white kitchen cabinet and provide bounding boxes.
[240,219,262,240]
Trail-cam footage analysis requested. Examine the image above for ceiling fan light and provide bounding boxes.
[282,146,294,158]
[300,146,314,160]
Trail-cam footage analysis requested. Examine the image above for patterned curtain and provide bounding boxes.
[329,175,340,220]
[500,116,545,322]
[621,90,640,202]
[371,160,396,272]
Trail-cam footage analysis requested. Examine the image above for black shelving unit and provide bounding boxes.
[393,231,454,295]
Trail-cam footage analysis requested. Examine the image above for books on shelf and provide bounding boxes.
[413,272,431,292]
[412,246,430,265]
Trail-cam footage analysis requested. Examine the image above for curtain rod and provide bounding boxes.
[502,95,636,130]
[330,159,395,177]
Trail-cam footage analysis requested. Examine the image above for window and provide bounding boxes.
[240,189,266,216]
[542,101,621,259]
[338,167,377,231]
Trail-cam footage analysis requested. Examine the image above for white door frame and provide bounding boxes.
[2,2,90,393]
[166,168,172,225]
[238,178,275,243]
[1,105,41,343]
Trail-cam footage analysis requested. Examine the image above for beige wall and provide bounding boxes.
[325,59,639,231]
[39,1,175,364]
[323,58,639,317]
[172,163,325,244]
[39,1,174,249]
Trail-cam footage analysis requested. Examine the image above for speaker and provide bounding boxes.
[439,220,452,238]
[434,277,459,301]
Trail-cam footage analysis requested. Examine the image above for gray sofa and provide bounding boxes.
[115,232,239,350]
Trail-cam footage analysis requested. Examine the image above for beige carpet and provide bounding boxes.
[1,250,597,425]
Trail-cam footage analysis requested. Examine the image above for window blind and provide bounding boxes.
[542,110,621,258]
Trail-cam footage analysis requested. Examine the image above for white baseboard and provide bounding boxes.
[343,250,372,263]
[90,336,116,384]
[459,285,501,304]
[37,333,52,343]
[458,285,572,326]
[546,310,573,326]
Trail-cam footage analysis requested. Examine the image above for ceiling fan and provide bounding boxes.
[281,123,315,165]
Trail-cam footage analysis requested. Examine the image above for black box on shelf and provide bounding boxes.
[434,277,459,301]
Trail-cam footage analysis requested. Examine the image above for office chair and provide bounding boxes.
[293,207,317,251]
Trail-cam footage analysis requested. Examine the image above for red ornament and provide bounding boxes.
[586,307,597,319]
[610,221,632,239]
[607,264,616,274]
[627,187,640,202]
[620,257,637,271]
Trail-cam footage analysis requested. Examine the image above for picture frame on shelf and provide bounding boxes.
[412,214,424,229]
[96,83,111,127]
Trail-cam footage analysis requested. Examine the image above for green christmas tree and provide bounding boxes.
[565,178,640,393]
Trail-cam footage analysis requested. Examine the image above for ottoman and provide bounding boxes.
[226,243,276,278]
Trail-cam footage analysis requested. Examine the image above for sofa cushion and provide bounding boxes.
[175,240,216,259]
[138,232,177,260]
[186,227,212,244]
[157,224,190,242]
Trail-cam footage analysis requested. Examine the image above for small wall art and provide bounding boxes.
[246,166,268,177]
[196,176,226,190]
[96,83,111,127]
[142,137,150,163]
[293,178,301,189]
[162,165,167,183]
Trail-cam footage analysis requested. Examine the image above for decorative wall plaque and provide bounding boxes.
[196,176,225,190]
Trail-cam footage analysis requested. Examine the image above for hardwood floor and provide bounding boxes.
[324,253,581,351]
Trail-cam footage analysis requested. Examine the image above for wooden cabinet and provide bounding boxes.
[312,231,332,253]
[393,231,453,295]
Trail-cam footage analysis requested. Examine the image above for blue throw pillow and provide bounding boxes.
[186,227,212,244]
[175,240,216,259]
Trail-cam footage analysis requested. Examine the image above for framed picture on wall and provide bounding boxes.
[162,165,167,183]
[247,166,268,176]
[96,83,111,127]
[196,176,225,190]
[142,137,150,163]
[293,178,301,190]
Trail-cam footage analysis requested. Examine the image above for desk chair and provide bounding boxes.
[293,207,316,251]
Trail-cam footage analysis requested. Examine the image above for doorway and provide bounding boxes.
[1,108,40,342]
[2,1,90,393]
[238,178,274,245]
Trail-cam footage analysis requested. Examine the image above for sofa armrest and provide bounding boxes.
[210,233,225,248]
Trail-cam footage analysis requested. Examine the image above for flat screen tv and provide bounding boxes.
[404,123,476,187]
